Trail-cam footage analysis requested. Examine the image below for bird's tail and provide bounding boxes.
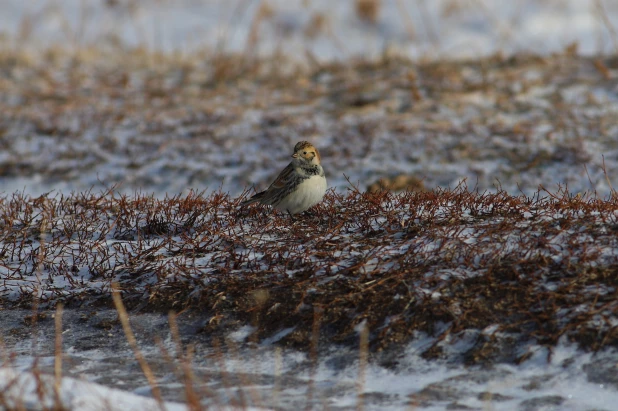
[240,191,265,207]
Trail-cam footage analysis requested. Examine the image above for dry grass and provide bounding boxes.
[2,1,618,407]
[1,47,618,197]
[1,185,618,362]
[355,0,381,24]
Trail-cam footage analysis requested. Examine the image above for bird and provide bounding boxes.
[241,141,327,217]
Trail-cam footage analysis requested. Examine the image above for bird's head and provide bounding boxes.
[292,141,321,165]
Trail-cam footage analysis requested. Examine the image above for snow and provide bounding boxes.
[8,328,616,410]
[2,0,618,59]
[0,367,188,411]
[2,0,618,409]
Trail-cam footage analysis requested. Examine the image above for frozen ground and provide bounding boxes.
[0,189,617,410]
[3,308,618,410]
[2,0,618,59]
[2,52,618,199]
[2,1,618,410]
[1,1,618,198]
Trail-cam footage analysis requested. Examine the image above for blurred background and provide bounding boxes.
[2,0,618,61]
[2,0,618,198]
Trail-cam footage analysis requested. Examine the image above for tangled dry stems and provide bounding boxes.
[1,48,617,198]
[1,186,618,364]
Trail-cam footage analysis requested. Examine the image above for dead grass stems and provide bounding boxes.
[1,186,618,355]
[111,282,165,410]
[1,183,618,407]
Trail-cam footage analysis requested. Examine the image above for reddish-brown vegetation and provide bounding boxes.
[1,186,617,362]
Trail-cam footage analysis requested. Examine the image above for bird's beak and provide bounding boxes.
[292,153,298,158]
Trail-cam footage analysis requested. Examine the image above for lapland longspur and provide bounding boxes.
[242,141,327,216]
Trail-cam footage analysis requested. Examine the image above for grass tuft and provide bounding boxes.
[1,186,618,361]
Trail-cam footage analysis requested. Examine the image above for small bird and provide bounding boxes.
[241,141,327,217]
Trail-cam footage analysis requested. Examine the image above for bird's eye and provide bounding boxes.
[303,151,307,155]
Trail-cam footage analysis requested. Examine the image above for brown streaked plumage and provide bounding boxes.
[241,141,327,216]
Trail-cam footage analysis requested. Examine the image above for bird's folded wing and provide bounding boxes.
[260,162,296,205]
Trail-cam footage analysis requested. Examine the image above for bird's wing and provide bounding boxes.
[260,162,297,205]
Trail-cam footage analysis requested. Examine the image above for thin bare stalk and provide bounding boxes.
[168,311,203,410]
[111,283,166,410]
[356,321,369,411]
[305,305,323,410]
[53,303,64,408]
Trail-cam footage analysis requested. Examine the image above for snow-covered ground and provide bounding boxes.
[0,367,188,411]
[2,51,618,199]
[3,1,618,410]
[2,1,618,199]
[2,0,618,59]
[4,308,618,410]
